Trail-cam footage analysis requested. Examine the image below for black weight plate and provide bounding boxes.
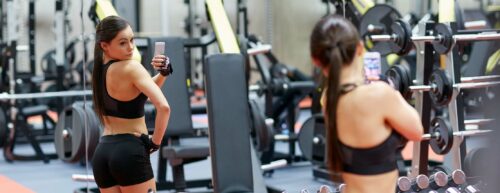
[297,115,317,161]
[54,106,72,161]
[390,20,413,55]
[429,70,453,106]
[311,115,326,166]
[69,104,87,163]
[82,103,101,160]
[464,147,488,178]
[359,4,402,56]
[0,108,7,147]
[432,23,454,54]
[429,117,454,155]
[385,64,412,100]
[249,99,273,152]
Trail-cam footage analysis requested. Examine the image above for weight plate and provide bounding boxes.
[385,64,412,100]
[311,115,326,166]
[0,108,7,147]
[54,105,72,161]
[249,99,273,152]
[390,20,413,55]
[55,102,89,163]
[432,23,454,54]
[297,115,317,161]
[429,70,453,106]
[429,117,454,155]
[359,4,402,56]
[464,147,487,178]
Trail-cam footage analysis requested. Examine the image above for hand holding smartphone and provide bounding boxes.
[154,41,173,76]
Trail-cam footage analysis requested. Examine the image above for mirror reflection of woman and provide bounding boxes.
[310,15,424,193]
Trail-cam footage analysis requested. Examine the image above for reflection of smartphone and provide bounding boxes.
[154,42,167,70]
[364,52,381,82]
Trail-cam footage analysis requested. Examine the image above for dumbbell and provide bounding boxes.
[397,175,430,192]
[311,184,345,193]
[446,184,483,193]
[429,171,449,189]
[447,169,467,187]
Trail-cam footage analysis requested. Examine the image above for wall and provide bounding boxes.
[3,0,485,80]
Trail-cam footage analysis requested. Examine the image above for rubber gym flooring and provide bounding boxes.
[0,109,445,193]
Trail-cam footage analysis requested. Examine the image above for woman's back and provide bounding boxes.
[102,59,148,135]
[337,82,421,193]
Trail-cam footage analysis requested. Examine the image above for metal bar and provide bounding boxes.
[453,33,500,41]
[411,35,439,42]
[464,119,494,126]
[453,129,492,137]
[0,90,92,100]
[461,75,500,83]
[369,34,393,41]
[455,81,500,89]
[409,85,433,91]
[247,44,272,56]
[72,174,95,182]
[421,129,492,140]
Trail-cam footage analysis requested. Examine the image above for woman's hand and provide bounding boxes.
[134,132,161,154]
[151,55,173,76]
[151,55,167,70]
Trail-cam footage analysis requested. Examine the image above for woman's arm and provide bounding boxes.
[150,55,169,88]
[129,61,170,145]
[380,83,424,141]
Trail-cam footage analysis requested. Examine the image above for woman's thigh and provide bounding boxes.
[120,178,156,193]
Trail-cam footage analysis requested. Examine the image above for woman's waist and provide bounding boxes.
[102,118,148,135]
[342,170,398,193]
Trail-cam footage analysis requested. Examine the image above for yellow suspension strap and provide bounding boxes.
[439,0,456,69]
[351,0,375,15]
[205,0,240,54]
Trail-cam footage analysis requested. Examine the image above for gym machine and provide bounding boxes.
[1,0,59,163]
[371,1,500,183]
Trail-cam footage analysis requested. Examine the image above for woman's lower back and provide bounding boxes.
[102,116,148,135]
[342,170,398,193]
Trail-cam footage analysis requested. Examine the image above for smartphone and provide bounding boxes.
[363,52,381,82]
[154,42,167,69]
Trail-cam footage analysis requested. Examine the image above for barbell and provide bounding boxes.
[370,20,500,55]
[386,65,500,106]
[0,90,92,100]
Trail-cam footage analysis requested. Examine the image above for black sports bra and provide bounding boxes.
[338,83,406,175]
[102,60,148,119]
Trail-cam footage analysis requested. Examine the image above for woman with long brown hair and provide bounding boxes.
[310,15,424,193]
[91,15,171,193]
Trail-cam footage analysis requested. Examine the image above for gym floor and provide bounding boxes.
[0,139,338,193]
[0,109,342,193]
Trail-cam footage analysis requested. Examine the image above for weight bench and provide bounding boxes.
[3,104,57,163]
[149,37,212,192]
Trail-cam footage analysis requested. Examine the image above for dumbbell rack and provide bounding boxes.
[410,21,468,177]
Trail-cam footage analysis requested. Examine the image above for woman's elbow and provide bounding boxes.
[157,103,170,114]
[408,125,424,141]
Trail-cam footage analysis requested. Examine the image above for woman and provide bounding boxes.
[310,15,424,193]
[91,15,171,193]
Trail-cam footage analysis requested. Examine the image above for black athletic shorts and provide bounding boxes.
[91,133,154,188]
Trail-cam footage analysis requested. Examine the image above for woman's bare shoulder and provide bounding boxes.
[356,81,399,102]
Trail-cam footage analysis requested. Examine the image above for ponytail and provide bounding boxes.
[309,15,360,175]
[92,41,105,124]
[91,16,130,124]
[324,47,344,173]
